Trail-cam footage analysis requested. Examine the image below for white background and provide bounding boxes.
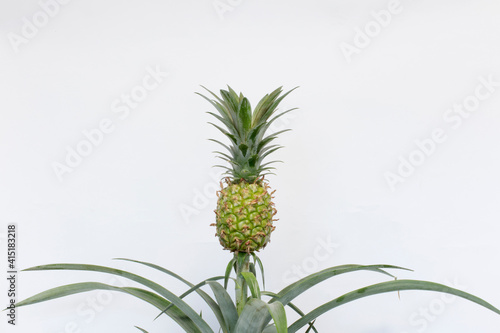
[1,0,500,332]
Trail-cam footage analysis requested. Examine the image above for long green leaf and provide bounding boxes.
[241,272,261,299]
[16,282,201,332]
[22,264,213,333]
[253,87,283,123]
[238,97,252,133]
[234,298,269,333]
[251,253,266,291]
[207,282,239,332]
[214,152,233,163]
[207,112,238,135]
[219,89,241,134]
[246,265,408,329]
[267,301,287,333]
[155,277,224,320]
[220,89,239,113]
[135,326,149,333]
[273,264,408,306]
[304,321,317,333]
[266,108,297,129]
[115,258,226,332]
[199,86,225,105]
[208,139,232,154]
[126,287,203,332]
[226,86,240,104]
[224,257,237,289]
[208,122,237,145]
[234,298,287,333]
[262,291,318,333]
[196,92,227,115]
[264,87,299,121]
[288,279,500,333]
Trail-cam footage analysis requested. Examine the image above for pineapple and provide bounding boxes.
[198,86,296,253]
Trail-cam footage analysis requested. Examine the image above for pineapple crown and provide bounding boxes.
[198,86,297,184]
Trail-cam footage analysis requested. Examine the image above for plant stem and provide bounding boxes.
[234,252,250,314]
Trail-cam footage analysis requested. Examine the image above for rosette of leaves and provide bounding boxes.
[14,254,500,332]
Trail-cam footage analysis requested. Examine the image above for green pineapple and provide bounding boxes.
[199,86,296,253]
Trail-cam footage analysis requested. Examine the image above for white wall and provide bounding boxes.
[2,0,500,332]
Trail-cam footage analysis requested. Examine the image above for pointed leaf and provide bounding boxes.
[207,112,238,134]
[155,276,224,320]
[272,265,408,305]
[251,253,265,291]
[256,265,410,328]
[220,89,239,113]
[241,272,261,299]
[227,86,240,103]
[238,97,252,133]
[253,87,283,123]
[234,298,288,333]
[267,108,297,128]
[16,282,202,332]
[208,139,232,153]
[224,257,237,289]
[208,123,238,145]
[199,86,226,106]
[267,301,287,333]
[207,282,239,332]
[22,264,213,333]
[234,298,269,333]
[304,320,317,333]
[214,151,233,162]
[197,90,236,129]
[288,279,500,333]
[262,291,318,333]
[264,87,299,122]
[115,259,225,332]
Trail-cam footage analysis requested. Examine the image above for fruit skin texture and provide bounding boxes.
[214,180,276,253]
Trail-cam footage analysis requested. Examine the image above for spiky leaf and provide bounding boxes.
[200,86,296,183]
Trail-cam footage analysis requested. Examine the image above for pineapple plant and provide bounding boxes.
[198,86,296,253]
[15,86,500,332]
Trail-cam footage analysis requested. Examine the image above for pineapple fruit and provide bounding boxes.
[199,86,296,253]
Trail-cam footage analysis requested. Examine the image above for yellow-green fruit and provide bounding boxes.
[214,181,276,253]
